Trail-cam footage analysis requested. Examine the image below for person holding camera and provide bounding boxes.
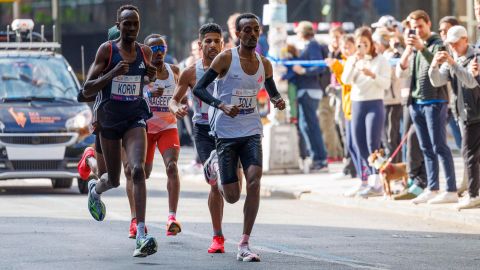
[430,25,480,209]
[341,27,391,197]
[397,10,457,204]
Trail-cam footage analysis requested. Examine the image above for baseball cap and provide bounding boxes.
[294,21,315,36]
[371,15,399,29]
[445,25,467,44]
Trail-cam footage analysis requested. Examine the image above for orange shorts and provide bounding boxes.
[146,128,180,164]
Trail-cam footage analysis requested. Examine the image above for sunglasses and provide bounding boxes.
[150,45,167,53]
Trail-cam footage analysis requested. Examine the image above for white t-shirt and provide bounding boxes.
[341,54,391,101]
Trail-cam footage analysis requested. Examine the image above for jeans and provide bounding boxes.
[447,110,462,150]
[298,94,328,164]
[351,100,385,180]
[409,103,456,192]
[403,105,427,188]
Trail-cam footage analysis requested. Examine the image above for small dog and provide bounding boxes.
[368,149,408,197]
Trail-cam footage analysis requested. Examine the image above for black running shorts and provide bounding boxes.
[193,124,216,164]
[216,134,262,185]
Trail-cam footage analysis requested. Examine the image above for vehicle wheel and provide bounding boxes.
[51,178,73,189]
[77,177,91,194]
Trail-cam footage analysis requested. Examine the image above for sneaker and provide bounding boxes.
[166,217,182,236]
[343,182,368,197]
[412,190,438,205]
[208,236,225,253]
[87,180,106,221]
[427,192,459,204]
[310,164,329,173]
[237,245,260,262]
[357,186,383,198]
[203,150,219,185]
[456,196,480,210]
[133,234,158,257]
[129,218,148,239]
[78,147,95,180]
[393,189,417,200]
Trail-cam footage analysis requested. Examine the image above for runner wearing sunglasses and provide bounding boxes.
[125,34,183,236]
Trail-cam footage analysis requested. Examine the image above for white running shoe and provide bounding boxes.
[456,196,480,210]
[203,150,219,186]
[237,245,260,262]
[427,192,459,204]
[343,183,368,197]
[412,190,438,205]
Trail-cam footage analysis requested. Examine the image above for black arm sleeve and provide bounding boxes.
[264,76,281,100]
[192,68,223,108]
[77,90,96,103]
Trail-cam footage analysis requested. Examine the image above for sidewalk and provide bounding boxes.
[178,147,480,229]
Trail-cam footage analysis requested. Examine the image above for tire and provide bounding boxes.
[51,178,73,189]
[77,177,90,194]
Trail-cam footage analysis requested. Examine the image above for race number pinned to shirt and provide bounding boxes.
[111,75,141,101]
[231,89,257,115]
[145,80,174,112]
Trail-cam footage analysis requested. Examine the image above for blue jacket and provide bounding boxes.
[295,39,328,91]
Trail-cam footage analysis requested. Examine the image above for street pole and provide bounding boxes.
[13,0,20,19]
[52,0,61,48]
[262,0,302,173]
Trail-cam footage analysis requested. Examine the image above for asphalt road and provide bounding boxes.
[1,175,479,270]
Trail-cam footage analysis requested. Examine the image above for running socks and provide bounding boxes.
[239,234,250,247]
[91,184,101,200]
[137,222,146,239]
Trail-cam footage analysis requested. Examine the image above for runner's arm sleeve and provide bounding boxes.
[192,68,223,108]
[265,77,281,100]
[77,90,96,102]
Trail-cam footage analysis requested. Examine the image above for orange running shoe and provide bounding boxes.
[166,216,182,236]
[208,235,225,253]
[78,147,95,180]
[129,218,148,239]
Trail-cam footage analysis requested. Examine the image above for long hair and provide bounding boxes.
[355,26,377,58]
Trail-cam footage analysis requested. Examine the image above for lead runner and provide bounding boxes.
[193,13,286,262]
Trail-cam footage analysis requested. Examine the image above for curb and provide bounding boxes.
[301,192,480,229]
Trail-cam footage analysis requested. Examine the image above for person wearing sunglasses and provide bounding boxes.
[135,33,182,237]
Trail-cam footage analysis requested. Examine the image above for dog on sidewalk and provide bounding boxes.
[368,149,408,197]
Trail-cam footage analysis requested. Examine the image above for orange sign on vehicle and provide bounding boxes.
[8,107,27,128]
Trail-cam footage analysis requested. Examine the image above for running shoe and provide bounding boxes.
[133,234,158,257]
[237,245,260,262]
[208,236,225,253]
[203,150,219,185]
[78,147,95,180]
[128,218,148,239]
[166,216,182,236]
[87,180,106,221]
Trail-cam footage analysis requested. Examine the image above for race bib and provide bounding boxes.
[231,89,257,115]
[146,83,174,112]
[111,75,141,101]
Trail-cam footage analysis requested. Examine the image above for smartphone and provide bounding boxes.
[438,45,447,52]
[408,29,416,36]
[357,43,366,54]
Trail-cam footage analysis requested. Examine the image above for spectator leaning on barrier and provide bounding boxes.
[292,21,329,172]
[397,10,457,205]
[429,25,480,209]
[341,27,391,198]
[373,27,403,164]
